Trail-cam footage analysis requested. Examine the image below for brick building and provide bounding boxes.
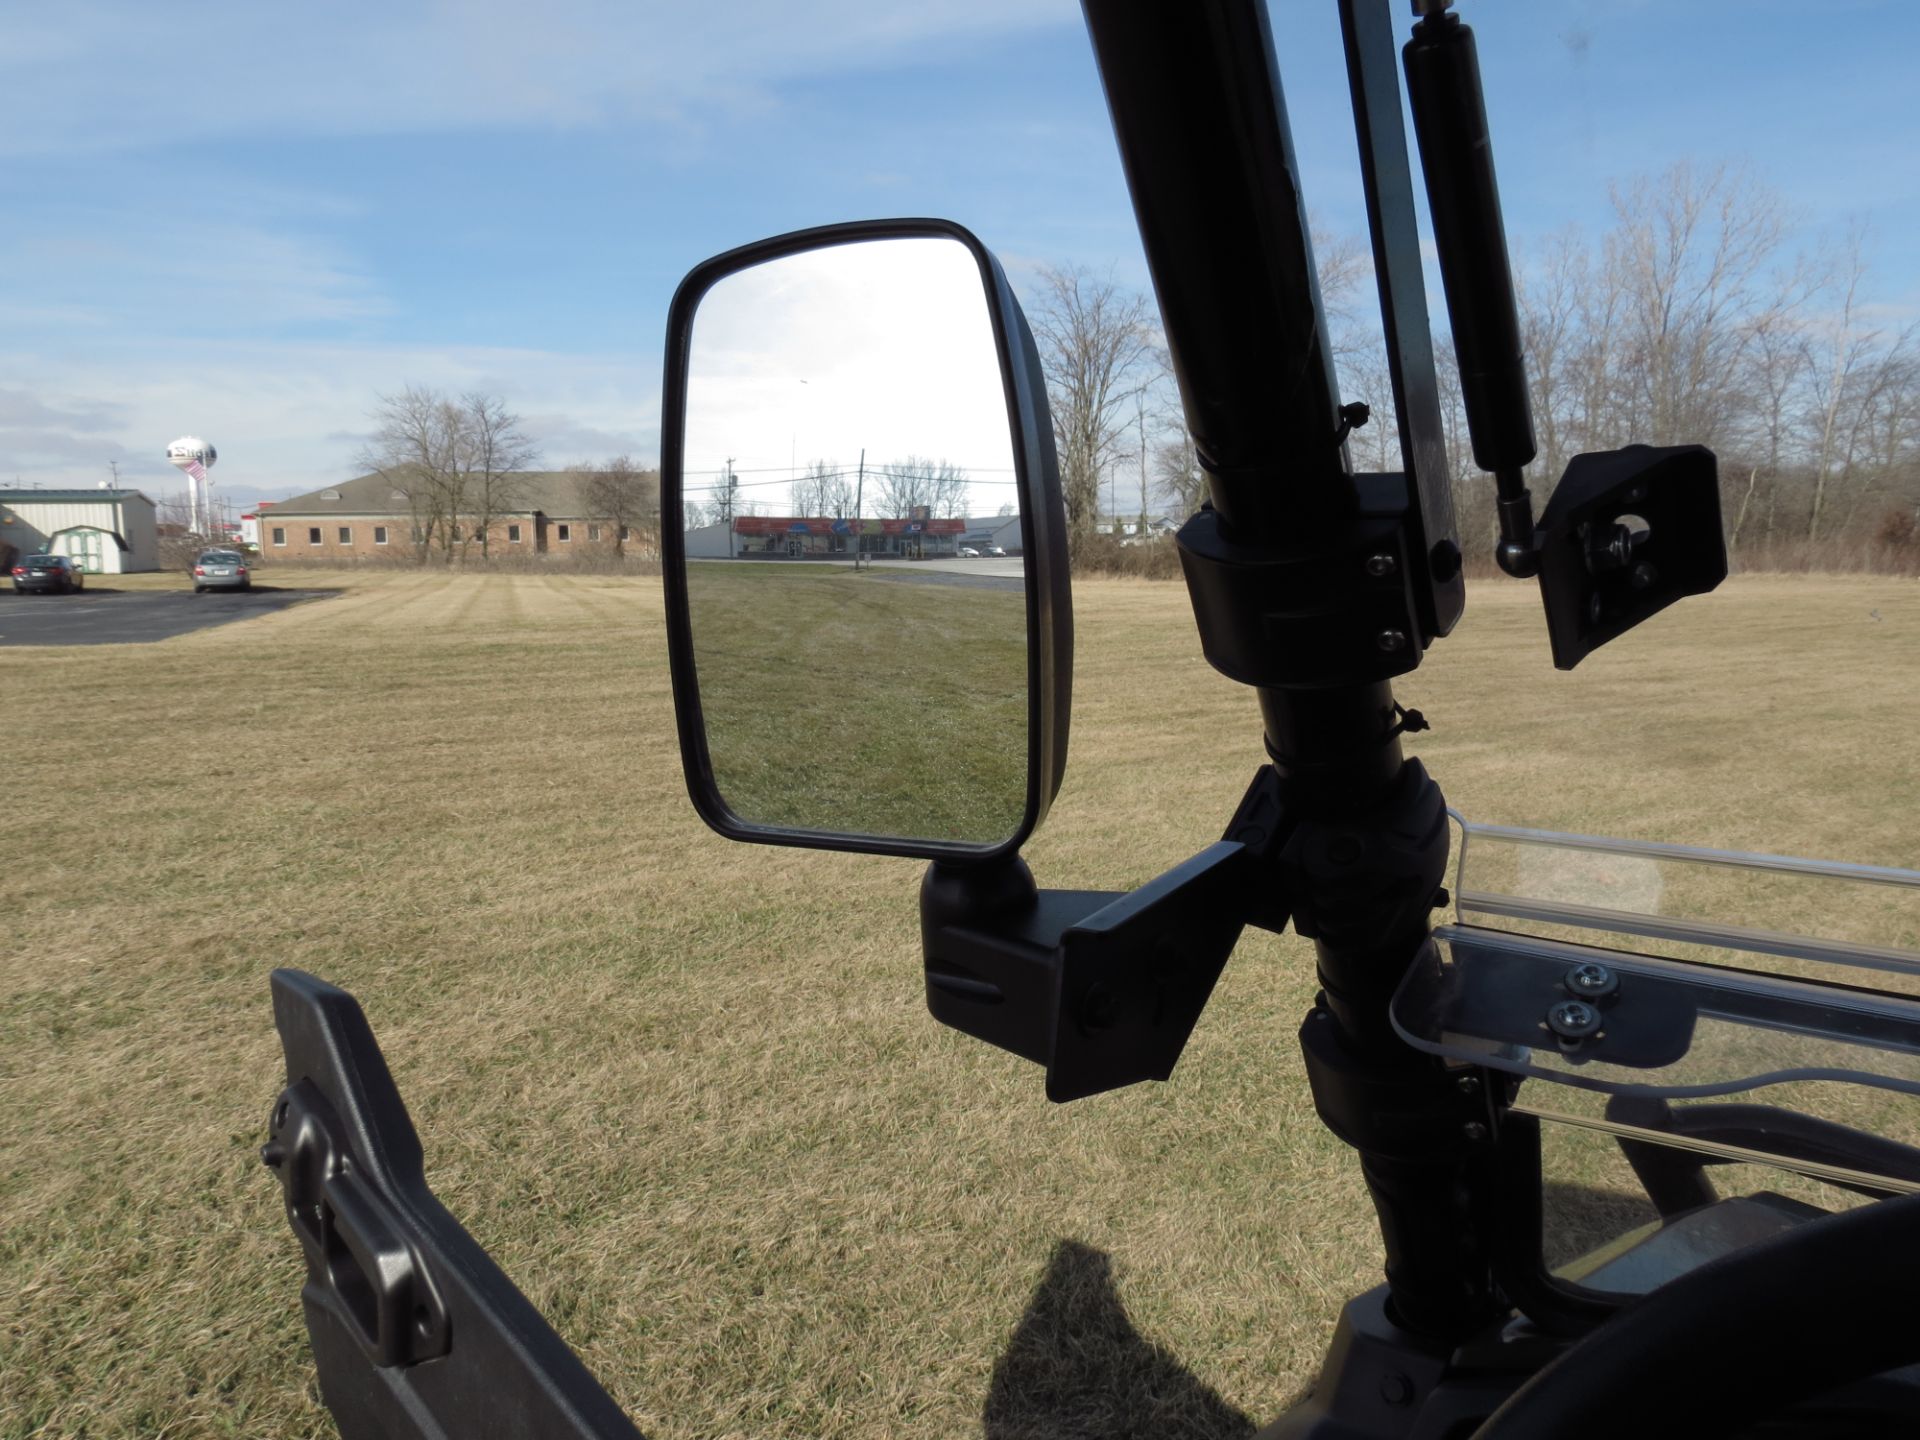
[261,470,658,560]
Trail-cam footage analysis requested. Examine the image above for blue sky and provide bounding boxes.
[4,0,1916,509]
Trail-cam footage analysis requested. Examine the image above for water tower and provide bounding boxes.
[166,437,218,536]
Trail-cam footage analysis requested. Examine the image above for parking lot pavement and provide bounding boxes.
[0,586,335,646]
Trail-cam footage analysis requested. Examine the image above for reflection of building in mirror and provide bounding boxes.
[681,239,1019,523]
[686,512,1023,560]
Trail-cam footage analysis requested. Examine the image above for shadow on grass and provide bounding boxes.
[984,1239,1254,1440]
[1540,1181,1660,1269]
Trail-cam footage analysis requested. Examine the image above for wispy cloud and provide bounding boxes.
[1,1,1076,158]
[1,341,662,502]
[2,213,386,338]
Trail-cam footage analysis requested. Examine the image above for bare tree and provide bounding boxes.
[461,392,538,558]
[1154,430,1206,520]
[582,455,661,557]
[360,385,463,561]
[1607,161,1789,448]
[1515,229,1589,485]
[789,460,855,518]
[359,386,537,563]
[1029,265,1153,544]
[875,456,967,518]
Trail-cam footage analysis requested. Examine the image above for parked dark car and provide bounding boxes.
[192,549,252,593]
[11,554,84,594]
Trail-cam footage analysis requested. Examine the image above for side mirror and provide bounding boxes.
[660,219,1072,862]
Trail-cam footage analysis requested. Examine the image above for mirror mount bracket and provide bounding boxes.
[1175,470,1441,691]
[922,843,1254,1102]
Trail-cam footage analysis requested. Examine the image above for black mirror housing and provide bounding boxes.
[659,218,1073,864]
[1535,444,1726,671]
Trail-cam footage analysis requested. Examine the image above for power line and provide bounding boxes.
[683,470,1018,494]
[681,463,1018,476]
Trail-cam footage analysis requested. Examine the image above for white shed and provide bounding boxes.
[0,489,160,574]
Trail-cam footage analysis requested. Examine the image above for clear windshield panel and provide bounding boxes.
[1396,820,1920,1196]
[1395,926,1920,1101]
[1520,1076,1920,1206]
[1451,818,1920,997]
[1391,926,1920,1202]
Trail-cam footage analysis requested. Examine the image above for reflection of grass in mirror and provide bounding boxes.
[686,563,1027,845]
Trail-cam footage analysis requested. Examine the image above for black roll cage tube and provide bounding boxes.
[1082,0,1492,1338]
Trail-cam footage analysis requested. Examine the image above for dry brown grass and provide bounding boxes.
[4,571,1920,1438]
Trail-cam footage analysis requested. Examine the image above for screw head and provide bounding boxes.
[1081,984,1120,1032]
[1547,999,1603,1041]
[1462,1121,1491,1143]
[1365,552,1398,578]
[1631,560,1658,590]
[1565,962,1618,998]
[1379,1371,1416,1406]
[1376,629,1408,653]
[1327,834,1364,865]
[1456,1073,1481,1096]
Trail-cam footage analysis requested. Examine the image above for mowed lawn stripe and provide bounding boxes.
[2,572,1917,1438]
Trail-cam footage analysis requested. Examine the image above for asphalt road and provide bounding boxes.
[864,556,1027,581]
[0,586,335,647]
[861,567,1023,593]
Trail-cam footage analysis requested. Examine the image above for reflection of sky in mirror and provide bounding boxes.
[684,238,1018,515]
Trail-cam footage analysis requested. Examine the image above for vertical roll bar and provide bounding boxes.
[1080,0,1496,1341]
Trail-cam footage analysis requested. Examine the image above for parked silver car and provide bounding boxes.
[193,549,252,593]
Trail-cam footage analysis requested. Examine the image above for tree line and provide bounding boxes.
[1032,161,1920,573]
[681,455,978,528]
[358,385,658,561]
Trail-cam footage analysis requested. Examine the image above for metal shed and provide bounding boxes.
[0,489,160,574]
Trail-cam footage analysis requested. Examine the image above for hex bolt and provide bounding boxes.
[1365,553,1399,578]
[1462,1121,1491,1143]
[1631,561,1658,590]
[1565,963,1618,999]
[1327,834,1364,865]
[1456,1073,1481,1097]
[1546,999,1603,1041]
[1376,629,1408,653]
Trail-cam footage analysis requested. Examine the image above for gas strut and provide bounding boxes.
[1402,0,1540,578]
[1401,0,1726,669]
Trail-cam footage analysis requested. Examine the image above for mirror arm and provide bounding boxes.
[922,769,1306,1103]
[922,844,1252,1103]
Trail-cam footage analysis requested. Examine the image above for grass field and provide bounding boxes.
[4,569,1920,1438]
[686,563,1026,844]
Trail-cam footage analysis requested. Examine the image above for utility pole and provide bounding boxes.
[1137,391,1149,540]
[853,449,866,568]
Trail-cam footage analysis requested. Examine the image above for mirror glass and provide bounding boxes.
[681,236,1030,848]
